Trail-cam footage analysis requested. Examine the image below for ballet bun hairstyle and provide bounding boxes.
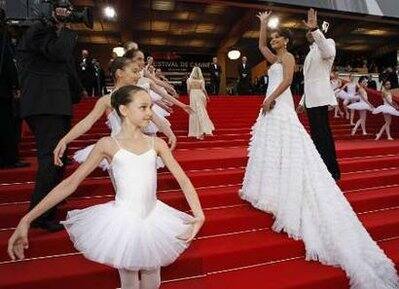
[111,85,147,118]
[109,57,132,80]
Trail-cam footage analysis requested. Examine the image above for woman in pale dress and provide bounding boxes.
[187,67,215,140]
[373,80,399,140]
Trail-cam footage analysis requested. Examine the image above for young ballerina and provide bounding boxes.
[125,49,193,135]
[330,72,344,118]
[339,74,359,124]
[53,57,177,169]
[8,85,205,289]
[348,76,375,136]
[373,80,399,140]
[187,66,215,140]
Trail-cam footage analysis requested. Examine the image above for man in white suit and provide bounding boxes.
[297,9,341,181]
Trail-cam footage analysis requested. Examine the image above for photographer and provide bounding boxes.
[17,6,82,232]
[0,8,28,169]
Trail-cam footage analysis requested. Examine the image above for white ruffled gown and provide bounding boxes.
[62,137,193,270]
[373,92,399,116]
[239,62,399,289]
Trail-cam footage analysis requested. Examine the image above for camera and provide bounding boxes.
[3,0,93,28]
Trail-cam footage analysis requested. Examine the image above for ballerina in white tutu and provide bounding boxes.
[348,76,375,136]
[53,57,178,171]
[338,74,360,124]
[187,66,215,139]
[240,10,398,289]
[330,72,344,118]
[8,85,205,289]
[374,80,399,140]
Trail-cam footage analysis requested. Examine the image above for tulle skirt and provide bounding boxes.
[347,101,373,111]
[373,105,399,116]
[61,200,193,270]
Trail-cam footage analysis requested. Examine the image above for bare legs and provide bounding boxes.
[141,269,161,289]
[375,114,393,140]
[351,110,367,136]
[119,269,140,289]
[118,268,161,289]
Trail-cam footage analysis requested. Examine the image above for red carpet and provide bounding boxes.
[0,96,398,289]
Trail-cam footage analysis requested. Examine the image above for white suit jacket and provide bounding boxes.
[300,29,337,108]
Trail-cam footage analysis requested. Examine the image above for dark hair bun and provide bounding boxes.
[109,57,131,79]
[111,85,146,117]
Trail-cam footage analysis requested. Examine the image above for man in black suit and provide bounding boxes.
[17,8,82,231]
[0,9,28,169]
[209,57,221,95]
[79,49,95,97]
[237,56,252,95]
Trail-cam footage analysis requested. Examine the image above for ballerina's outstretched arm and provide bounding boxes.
[149,79,194,114]
[8,137,113,261]
[53,95,111,166]
[155,138,205,242]
[53,95,177,165]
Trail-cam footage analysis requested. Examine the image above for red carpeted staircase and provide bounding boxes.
[0,96,399,289]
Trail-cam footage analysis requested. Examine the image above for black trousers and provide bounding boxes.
[0,98,19,166]
[210,78,220,95]
[25,115,71,223]
[306,105,341,181]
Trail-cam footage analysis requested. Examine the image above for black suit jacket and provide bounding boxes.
[209,63,221,81]
[238,63,251,81]
[0,31,18,99]
[17,21,82,118]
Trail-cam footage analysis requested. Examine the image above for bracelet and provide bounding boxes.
[310,26,319,32]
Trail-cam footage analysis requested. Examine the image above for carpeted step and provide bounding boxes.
[0,215,397,289]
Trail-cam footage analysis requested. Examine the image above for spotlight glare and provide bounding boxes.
[113,46,125,57]
[227,49,241,60]
[268,17,279,29]
[104,6,116,18]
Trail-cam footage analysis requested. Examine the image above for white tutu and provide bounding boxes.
[347,101,373,111]
[62,200,192,270]
[336,90,351,101]
[373,105,399,116]
[63,140,194,271]
[73,144,110,170]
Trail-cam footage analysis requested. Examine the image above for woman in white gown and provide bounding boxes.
[239,11,398,289]
[187,66,215,139]
[374,80,399,140]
